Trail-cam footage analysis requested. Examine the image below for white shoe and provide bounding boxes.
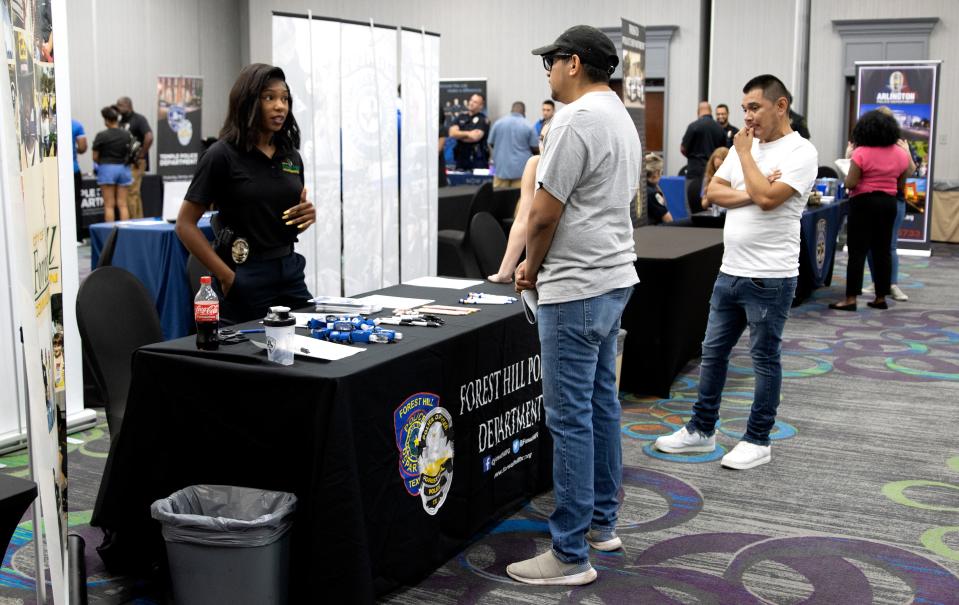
[890,284,908,301]
[862,283,875,294]
[721,441,771,470]
[654,427,716,454]
[506,550,597,586]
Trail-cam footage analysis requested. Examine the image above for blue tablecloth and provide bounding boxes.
[659,176,688,219]
[799,200,848,290]
[89,217,215,340]
[446,172,494,187]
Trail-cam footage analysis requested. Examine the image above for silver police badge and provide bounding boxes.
[231,237,250,264]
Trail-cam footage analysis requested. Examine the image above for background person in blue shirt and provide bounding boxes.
[72,119,87,242]
[534,99,555,137]
[488,101,539,188]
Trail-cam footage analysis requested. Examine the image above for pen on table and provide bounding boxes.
[238,328,265,334]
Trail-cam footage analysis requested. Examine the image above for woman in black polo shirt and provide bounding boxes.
[176,63,316,322]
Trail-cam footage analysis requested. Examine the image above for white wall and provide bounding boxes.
[709,0,799,126]
[245,0,705,175]
[808,0,958,179]
[67,0,242,174]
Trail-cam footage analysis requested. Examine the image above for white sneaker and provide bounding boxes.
[862,283,875,294]
[654,427,716,454]
[721,441,771,470]
[890,284,909,301]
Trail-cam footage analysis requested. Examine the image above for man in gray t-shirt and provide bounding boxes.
[506,25,640,588]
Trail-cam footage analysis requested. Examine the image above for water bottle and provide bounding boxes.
[194,276,219,350]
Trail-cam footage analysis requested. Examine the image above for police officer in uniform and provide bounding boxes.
[449,93,490,170]
[176,64,316,323]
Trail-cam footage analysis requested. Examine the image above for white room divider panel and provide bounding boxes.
[340,22,398,296]
[272,14,343,298]
[400,29,440,280]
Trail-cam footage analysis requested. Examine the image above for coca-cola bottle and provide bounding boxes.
[194,276,219,350]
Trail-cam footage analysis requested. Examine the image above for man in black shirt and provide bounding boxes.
[715,103,739,148]
[116,96,153,218]
[448,93,490,170]
[680,102,726,215]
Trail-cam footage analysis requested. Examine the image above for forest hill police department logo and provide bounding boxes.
[815,218,827,272]
[393,393,454,514]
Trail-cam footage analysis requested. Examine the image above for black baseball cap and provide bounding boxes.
[531,25,619,74]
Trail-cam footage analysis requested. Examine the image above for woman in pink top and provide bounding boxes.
[829,110,910,311]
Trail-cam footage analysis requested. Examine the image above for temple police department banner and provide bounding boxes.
[156,75,202,177]
[0,0,68,601]
[856,61,941,254]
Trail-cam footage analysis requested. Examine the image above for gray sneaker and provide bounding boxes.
[890,284,909,301]
[586,528,622,551]
[506,550,597,586]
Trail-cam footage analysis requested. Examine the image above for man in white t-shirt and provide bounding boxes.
[655,74,818,470]
[506,25,640,587]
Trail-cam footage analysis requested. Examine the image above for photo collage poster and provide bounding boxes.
[622,17,646,226]
[857,63,940,249]
[0,0,68,601]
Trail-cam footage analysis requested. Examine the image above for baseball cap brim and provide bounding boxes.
[531,43,563,56]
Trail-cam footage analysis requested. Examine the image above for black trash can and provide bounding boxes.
[150,485,297,605]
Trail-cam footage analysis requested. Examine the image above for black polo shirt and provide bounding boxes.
[681,115,726,177]
[452,111,490,169]
[721,123,739,148]
[120,111,152,169]
[185,140,305,251]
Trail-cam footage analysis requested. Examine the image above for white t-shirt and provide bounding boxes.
[715,132,818,278]
[535,90,640,304]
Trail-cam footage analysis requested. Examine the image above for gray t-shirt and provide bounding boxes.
[534,90,640,304]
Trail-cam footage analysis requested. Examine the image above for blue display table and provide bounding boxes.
[89,216,215,339]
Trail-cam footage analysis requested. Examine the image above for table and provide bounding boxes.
[89,217,215,340]
[91,282,550,603]
[445,172,494,187]
[620,227,724,398]
[78,175,164,238]
[794,200,848,305]
[0,475,37,559]
[659,176,688,220]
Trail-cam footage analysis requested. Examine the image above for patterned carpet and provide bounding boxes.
[1,244,958,604]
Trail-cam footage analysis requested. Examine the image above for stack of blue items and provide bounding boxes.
[306,316,402,344]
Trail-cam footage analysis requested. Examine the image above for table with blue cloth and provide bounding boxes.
[794,200,848,306]
[445,171,494,187]
[89,216,215,339]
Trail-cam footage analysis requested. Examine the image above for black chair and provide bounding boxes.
[76,267,163,440]
[437,182,494,277]
[96,227,119,268]
[470,212,508,277]
[489,187,521,235]
[817,165,839,179]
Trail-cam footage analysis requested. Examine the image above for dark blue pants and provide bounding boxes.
[213,252,312,323]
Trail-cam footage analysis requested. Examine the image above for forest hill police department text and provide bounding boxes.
[459,355,543,453]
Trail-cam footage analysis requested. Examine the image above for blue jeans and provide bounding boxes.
[537,286,632,564]
[687,273,796,446]
[867,198,906,285]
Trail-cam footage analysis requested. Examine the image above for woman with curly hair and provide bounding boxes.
[829,109,911,311]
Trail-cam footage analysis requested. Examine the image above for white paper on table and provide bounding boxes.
[403,276,484,290]
[355,294,434,309]
[250,334,364,360]
[834,158,851,178]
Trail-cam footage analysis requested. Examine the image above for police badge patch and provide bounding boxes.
[815,218,827,273]
[417,407,454,516]
[394,393,438,496]
[231,237,250,265]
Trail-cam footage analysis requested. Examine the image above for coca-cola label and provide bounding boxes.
[195,301,219,323]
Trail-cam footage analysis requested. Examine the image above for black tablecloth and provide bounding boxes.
[0,474,37,557]
[91,282,549,603]
[794,201,848,305]
[620,227,725,398]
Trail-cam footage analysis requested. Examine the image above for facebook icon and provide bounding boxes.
[483,456,492,473]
